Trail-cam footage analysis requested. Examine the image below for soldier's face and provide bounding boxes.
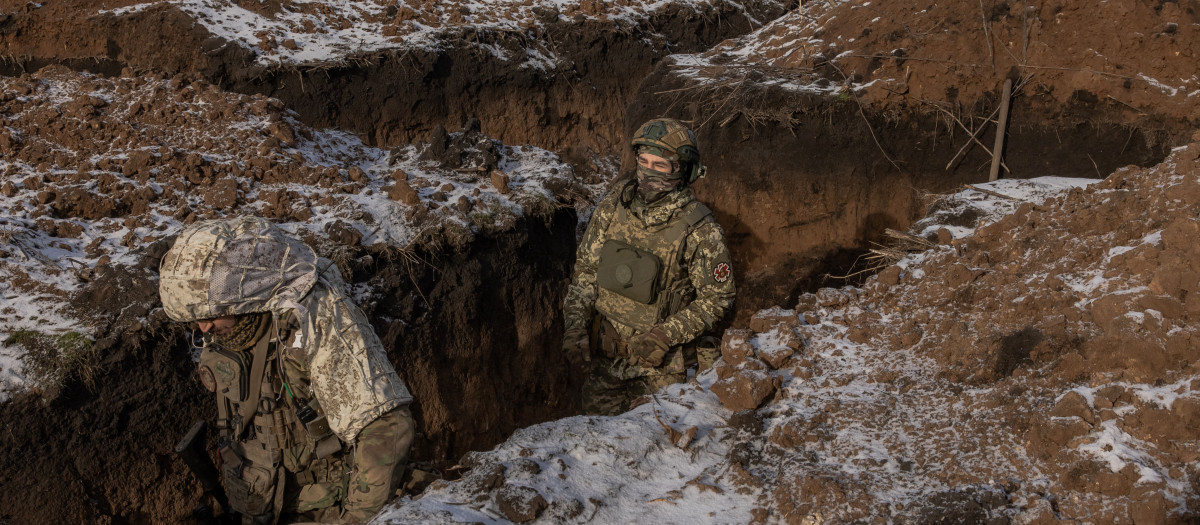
[637,152,675,174]
[636,153,681,203]
[196,316,238,336]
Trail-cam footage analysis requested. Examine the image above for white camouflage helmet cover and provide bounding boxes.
[159,216,319,322]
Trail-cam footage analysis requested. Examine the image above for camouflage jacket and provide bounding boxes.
[159,216,412,442]
[563,182,736,358]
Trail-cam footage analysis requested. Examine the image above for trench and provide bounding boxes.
[0,212,577,524]
[0,2,1190,523]
[627,73,1180,321]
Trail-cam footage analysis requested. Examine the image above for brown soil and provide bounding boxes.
[708,140,1200,523]
[0,66,587,523]
[628,0,1199,324]
[0,0,796,153]
[3,0,1199,523]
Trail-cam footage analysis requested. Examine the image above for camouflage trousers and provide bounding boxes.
[283,406,416,523]
[581,324,721,416]
[581,359,687,416]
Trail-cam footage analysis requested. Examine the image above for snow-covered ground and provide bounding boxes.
[374,174,1193,524]
[0,68,605,402]
[101,0,784,67]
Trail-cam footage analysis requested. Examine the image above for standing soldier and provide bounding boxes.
[159,216,415,524]
[562,118,736,416]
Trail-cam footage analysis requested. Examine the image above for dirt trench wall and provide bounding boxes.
[627,73,1178,323]
[0,212,577,524]
[0,248,209,525]
[0,1,795,153]
[369,210,579,463]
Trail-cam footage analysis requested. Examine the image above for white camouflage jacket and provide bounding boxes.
[158,216,412,441]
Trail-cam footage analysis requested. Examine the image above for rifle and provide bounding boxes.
[175,420,237,524]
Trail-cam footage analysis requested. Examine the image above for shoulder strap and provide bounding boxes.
[681,201,712,227]
[661,201,712,246]
[236,319,274,439]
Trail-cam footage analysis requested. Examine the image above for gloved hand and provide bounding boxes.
[562,329,591,366]
[628,327,671,368]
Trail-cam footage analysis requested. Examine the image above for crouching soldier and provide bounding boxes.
[561,118,736,415]
[159,216,415,524]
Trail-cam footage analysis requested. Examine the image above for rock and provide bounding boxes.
[710,369,777,410]
[875,265,901,287]
[720,328,755,366]
[749,307,799,332]
[491,170,511,194]
[758,344,794,369]
[324,220,362,247]
[387,180,420,205]
[815,287,849,307]
[1050,391,1095,425]
[1136,294,1185,321]
[494,485,547,523]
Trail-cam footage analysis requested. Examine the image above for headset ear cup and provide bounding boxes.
[689,163,707,185]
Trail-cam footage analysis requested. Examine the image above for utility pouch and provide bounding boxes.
[294,398,341,459]
[220,444,276,519]
[200,346,249,403]
[597,239,662,304]
[598,319,623,359]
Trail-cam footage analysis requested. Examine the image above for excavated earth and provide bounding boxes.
[389,143,1200,525]
[0,0,795,152]
[628,0,1200,322]
[0,2,797,523]
[0,65,590,524]
[1,0,1199,524]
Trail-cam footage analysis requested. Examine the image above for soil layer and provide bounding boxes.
[0,0,796,153]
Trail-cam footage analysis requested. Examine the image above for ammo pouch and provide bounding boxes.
[219,442,279,521]
[597,239,662,304]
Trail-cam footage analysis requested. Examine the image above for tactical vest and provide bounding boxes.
[197,318,345,523]
[594,200,712,333]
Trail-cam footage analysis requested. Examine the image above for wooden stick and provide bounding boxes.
[944,105,1001,170]
[964,184,1019,201]
[989,78,1013,182]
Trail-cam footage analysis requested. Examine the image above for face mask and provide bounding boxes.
[636,166,681,203]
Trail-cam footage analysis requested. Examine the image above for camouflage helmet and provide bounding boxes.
[631,118,707,184]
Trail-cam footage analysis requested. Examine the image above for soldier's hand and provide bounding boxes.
[562,329,591,366]
[629,327,671,368]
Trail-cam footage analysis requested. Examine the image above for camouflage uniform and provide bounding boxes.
[563,181,736,415]
[159,216,414,524]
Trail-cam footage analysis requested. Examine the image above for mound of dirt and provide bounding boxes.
[381,141,1200,525]
[627,0,1198,325]
[0,0,796,152]
[720,142,1200,522]
[0,65,591,523]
